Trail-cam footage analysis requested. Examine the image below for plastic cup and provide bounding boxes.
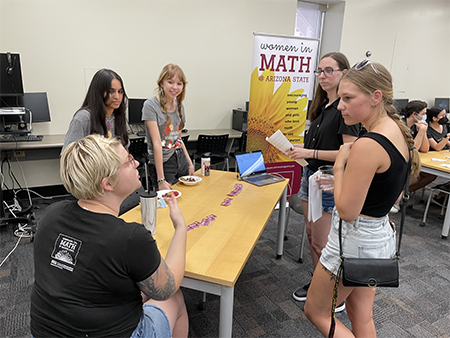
[318,165,334,191]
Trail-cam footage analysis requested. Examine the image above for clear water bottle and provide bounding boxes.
[201,152,211,176]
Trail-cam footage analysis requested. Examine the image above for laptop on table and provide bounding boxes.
[235,151,285,186]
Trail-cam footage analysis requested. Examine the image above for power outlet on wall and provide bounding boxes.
[13,150,26,158]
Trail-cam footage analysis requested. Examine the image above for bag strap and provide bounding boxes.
[397,146,413,256]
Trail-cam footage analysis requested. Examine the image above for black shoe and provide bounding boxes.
[292,282,310,301]
[435,182,450,191]
[335,301,346,313]
[432,196,446,207]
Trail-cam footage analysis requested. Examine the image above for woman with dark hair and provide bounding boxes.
[397,100,435,196]
[142,64,194,191]
[62,69,129,152]
[286,52,361,311]
[305,60,420,337]
[426,106,450,204]
[426,106,450,151]
[402,100,429,152]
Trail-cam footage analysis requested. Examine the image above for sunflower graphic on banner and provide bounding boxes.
[248,33,319,196]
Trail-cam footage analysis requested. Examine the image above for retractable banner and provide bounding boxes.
[247,32,319,196]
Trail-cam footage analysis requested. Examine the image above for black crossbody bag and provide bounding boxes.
[328,149,412,338]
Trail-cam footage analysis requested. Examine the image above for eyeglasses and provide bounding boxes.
[313,67,342,76]
[352,59,379,74]
[121,154,136,168]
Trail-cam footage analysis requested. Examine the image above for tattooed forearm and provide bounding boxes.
[137,259,177,301]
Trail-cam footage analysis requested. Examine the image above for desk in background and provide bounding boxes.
[0,129,242,159]
[120,170,288,337]
[420,151,450,239]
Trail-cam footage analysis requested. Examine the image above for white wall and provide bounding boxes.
[1,0,449,188]
[336,0,450,104]
[0,0,298,187]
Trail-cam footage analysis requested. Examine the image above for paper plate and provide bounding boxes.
[178,175,202,186]
[157,189,182,199]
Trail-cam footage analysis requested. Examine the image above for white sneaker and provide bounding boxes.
[389,203,400,214]
[335,301,346,313]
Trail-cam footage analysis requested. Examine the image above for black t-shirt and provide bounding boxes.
[401,116,419,139]
[304,98,361,172]
[427,124,448,150]
[30,200,161,337]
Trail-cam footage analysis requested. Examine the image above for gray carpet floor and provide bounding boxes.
[1,186,450,338]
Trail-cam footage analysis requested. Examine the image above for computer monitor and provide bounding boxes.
[393,99,409,113]
[20,92,51,122]
[0,93,50,130]
[435,98,449,112]
[128,98,146,124]
[0,53,24,96]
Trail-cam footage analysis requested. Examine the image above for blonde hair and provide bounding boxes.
[60,135,122,200]
[156,64,187,130]
[341,61,421,177]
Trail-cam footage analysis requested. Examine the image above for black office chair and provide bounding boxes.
[230,131,247,172]
[192,134,229,171]
[119,186,145,216]
[284,194,306,263]
[181,135,189,144]
[128,137,149,192]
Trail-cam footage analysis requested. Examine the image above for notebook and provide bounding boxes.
[235,151,285,186]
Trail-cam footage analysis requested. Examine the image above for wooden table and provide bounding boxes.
[420,151,450,238]
[120,170,288,337]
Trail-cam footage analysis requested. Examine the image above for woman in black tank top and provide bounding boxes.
[304,60,421,337]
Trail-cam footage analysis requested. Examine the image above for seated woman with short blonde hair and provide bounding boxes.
[31,134,188,338]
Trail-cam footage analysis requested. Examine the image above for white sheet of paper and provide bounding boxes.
[266,130,308,167]
[308,171,322,222]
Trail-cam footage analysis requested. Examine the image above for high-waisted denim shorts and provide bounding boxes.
[298,166,335,213]
[130,304,172,338]
[320,208,396,277]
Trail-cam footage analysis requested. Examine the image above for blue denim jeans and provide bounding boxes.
[298,166,335,213]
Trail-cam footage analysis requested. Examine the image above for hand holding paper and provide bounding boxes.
[266,130,308,166]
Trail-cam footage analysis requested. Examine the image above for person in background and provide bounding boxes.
[426,107,450,151]
[31,135,188,338]
[426,107,450,205]
[389,100,435,212]
[62,69,130,152]
[142,64,194,191]
[286,52,361,313]
[304,60,420,337]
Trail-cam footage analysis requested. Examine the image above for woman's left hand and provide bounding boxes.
[285,144,307,160]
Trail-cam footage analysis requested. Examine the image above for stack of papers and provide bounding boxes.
[266,130,308,167]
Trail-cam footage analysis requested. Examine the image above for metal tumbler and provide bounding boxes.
[140,191,157,235]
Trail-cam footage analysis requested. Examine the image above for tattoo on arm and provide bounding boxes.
[137,259,177,301]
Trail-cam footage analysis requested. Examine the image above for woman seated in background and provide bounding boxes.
[31,135,188,338]
[426,106,450,205]
[62,69,130,152]
[426,107,450,151]
[142,64,194,191]
[400,100,436,194]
